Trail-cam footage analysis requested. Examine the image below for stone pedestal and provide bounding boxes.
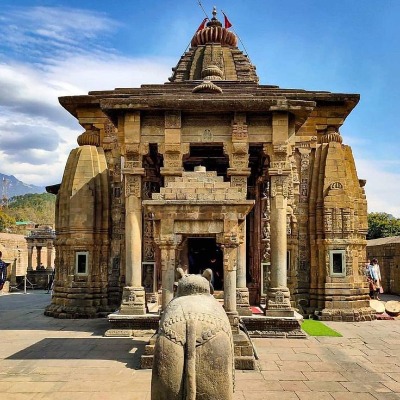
[236,287,252,316]
[265,287,295,318]
[242,313,305,338]
[105,314,159,337]
[119,286,147,315]
[140,324,257,370]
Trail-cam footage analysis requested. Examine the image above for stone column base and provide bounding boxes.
[266,286,295,317]
[119,286,146,315]
[236,287,252,316]
[226,310,240,334]
[242,313,306,338]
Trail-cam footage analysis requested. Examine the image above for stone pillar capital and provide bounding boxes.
[124,173,143,198]
[122,167,145,176]
[270,175,289,199]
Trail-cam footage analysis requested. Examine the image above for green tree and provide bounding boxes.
[367,212,400,240]
[0,209,16,232]
[5,193,56,227]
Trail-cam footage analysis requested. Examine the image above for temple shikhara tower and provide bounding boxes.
[45,8,373,328]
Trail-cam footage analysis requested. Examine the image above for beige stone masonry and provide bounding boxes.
[156,169,247,202]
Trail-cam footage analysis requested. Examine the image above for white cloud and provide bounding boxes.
[47,54,173,93]
[0,5,173,187]
[357,159,400,218]
[0,6,119,61]
[0,54,172,186]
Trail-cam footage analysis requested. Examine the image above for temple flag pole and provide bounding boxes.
[221,9,253,65]
[197,0,210,19]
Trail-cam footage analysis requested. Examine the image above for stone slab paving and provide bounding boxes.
[1,291,400,399]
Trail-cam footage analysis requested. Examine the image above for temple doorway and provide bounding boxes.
[187,237,224,290]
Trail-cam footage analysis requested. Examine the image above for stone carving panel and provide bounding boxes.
[299,151,310,203]
[165,111,181,128]
[125,175,141,197]
[231,176,247,188]
[232,122,248,141]
[261,181,271,263]
[203,129,213,141]
[270,176,289,198]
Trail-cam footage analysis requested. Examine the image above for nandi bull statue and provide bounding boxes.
[151,268,234,400]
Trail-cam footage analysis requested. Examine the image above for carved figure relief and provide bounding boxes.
[203,129,213,141]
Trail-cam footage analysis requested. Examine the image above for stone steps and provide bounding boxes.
[140,331,256,370]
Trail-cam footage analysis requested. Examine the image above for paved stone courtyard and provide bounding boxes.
[1,291,400,399]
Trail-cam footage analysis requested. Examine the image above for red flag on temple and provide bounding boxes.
[222,11,232,29]
[197,17,208,31]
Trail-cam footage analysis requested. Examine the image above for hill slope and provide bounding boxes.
[0,173,46,198]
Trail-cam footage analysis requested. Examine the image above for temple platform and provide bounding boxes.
[105,307,305,370]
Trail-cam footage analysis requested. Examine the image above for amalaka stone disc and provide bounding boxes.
[370,299,385,314]
[385,301,400,316]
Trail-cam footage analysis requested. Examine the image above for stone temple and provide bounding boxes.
[45,9,374,325]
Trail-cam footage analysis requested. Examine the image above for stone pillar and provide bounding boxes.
[237,226,246,288]
[27,245,33,272]
[36,246,42,269]
[160,111,184,186]
[120,168,146,315]
[222,241,240,334]
[46,244,53,271]
[266,174,294,317]
[228,111,251,315]
[159,240,176,310]
[265,112,294,317]
[236,221,252,315]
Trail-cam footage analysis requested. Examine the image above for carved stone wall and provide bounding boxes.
[308,128,372,321]
[45,129,112,318]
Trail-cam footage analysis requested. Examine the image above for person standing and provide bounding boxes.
[365,259,374,299]
[370,258,382,300]
[0,251,8,291]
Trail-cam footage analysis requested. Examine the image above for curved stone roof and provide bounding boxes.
[169,8,259,83]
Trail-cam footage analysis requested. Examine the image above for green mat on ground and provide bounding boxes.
[301,319,342,337]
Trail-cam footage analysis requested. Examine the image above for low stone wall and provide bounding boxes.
[0,232,28,279]
[367,237,400,295]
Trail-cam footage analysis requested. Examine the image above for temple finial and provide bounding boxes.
[212,6,217,20]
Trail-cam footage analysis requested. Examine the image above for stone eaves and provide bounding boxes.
[58,82,359,130]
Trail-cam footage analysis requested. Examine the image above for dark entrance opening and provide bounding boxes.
[183,144,229,178]
[187,237,224,290]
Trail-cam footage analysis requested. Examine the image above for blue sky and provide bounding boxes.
[0,0,399,216]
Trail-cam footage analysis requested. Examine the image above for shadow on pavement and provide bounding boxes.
[6,338,146,369]
[0,290,112,334]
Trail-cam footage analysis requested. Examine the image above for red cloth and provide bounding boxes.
[197,17,208,31]
[222,12,232,29]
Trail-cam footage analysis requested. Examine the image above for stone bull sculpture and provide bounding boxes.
[151,269,234,400]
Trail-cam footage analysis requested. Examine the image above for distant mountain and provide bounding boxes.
[0,173,46,198]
